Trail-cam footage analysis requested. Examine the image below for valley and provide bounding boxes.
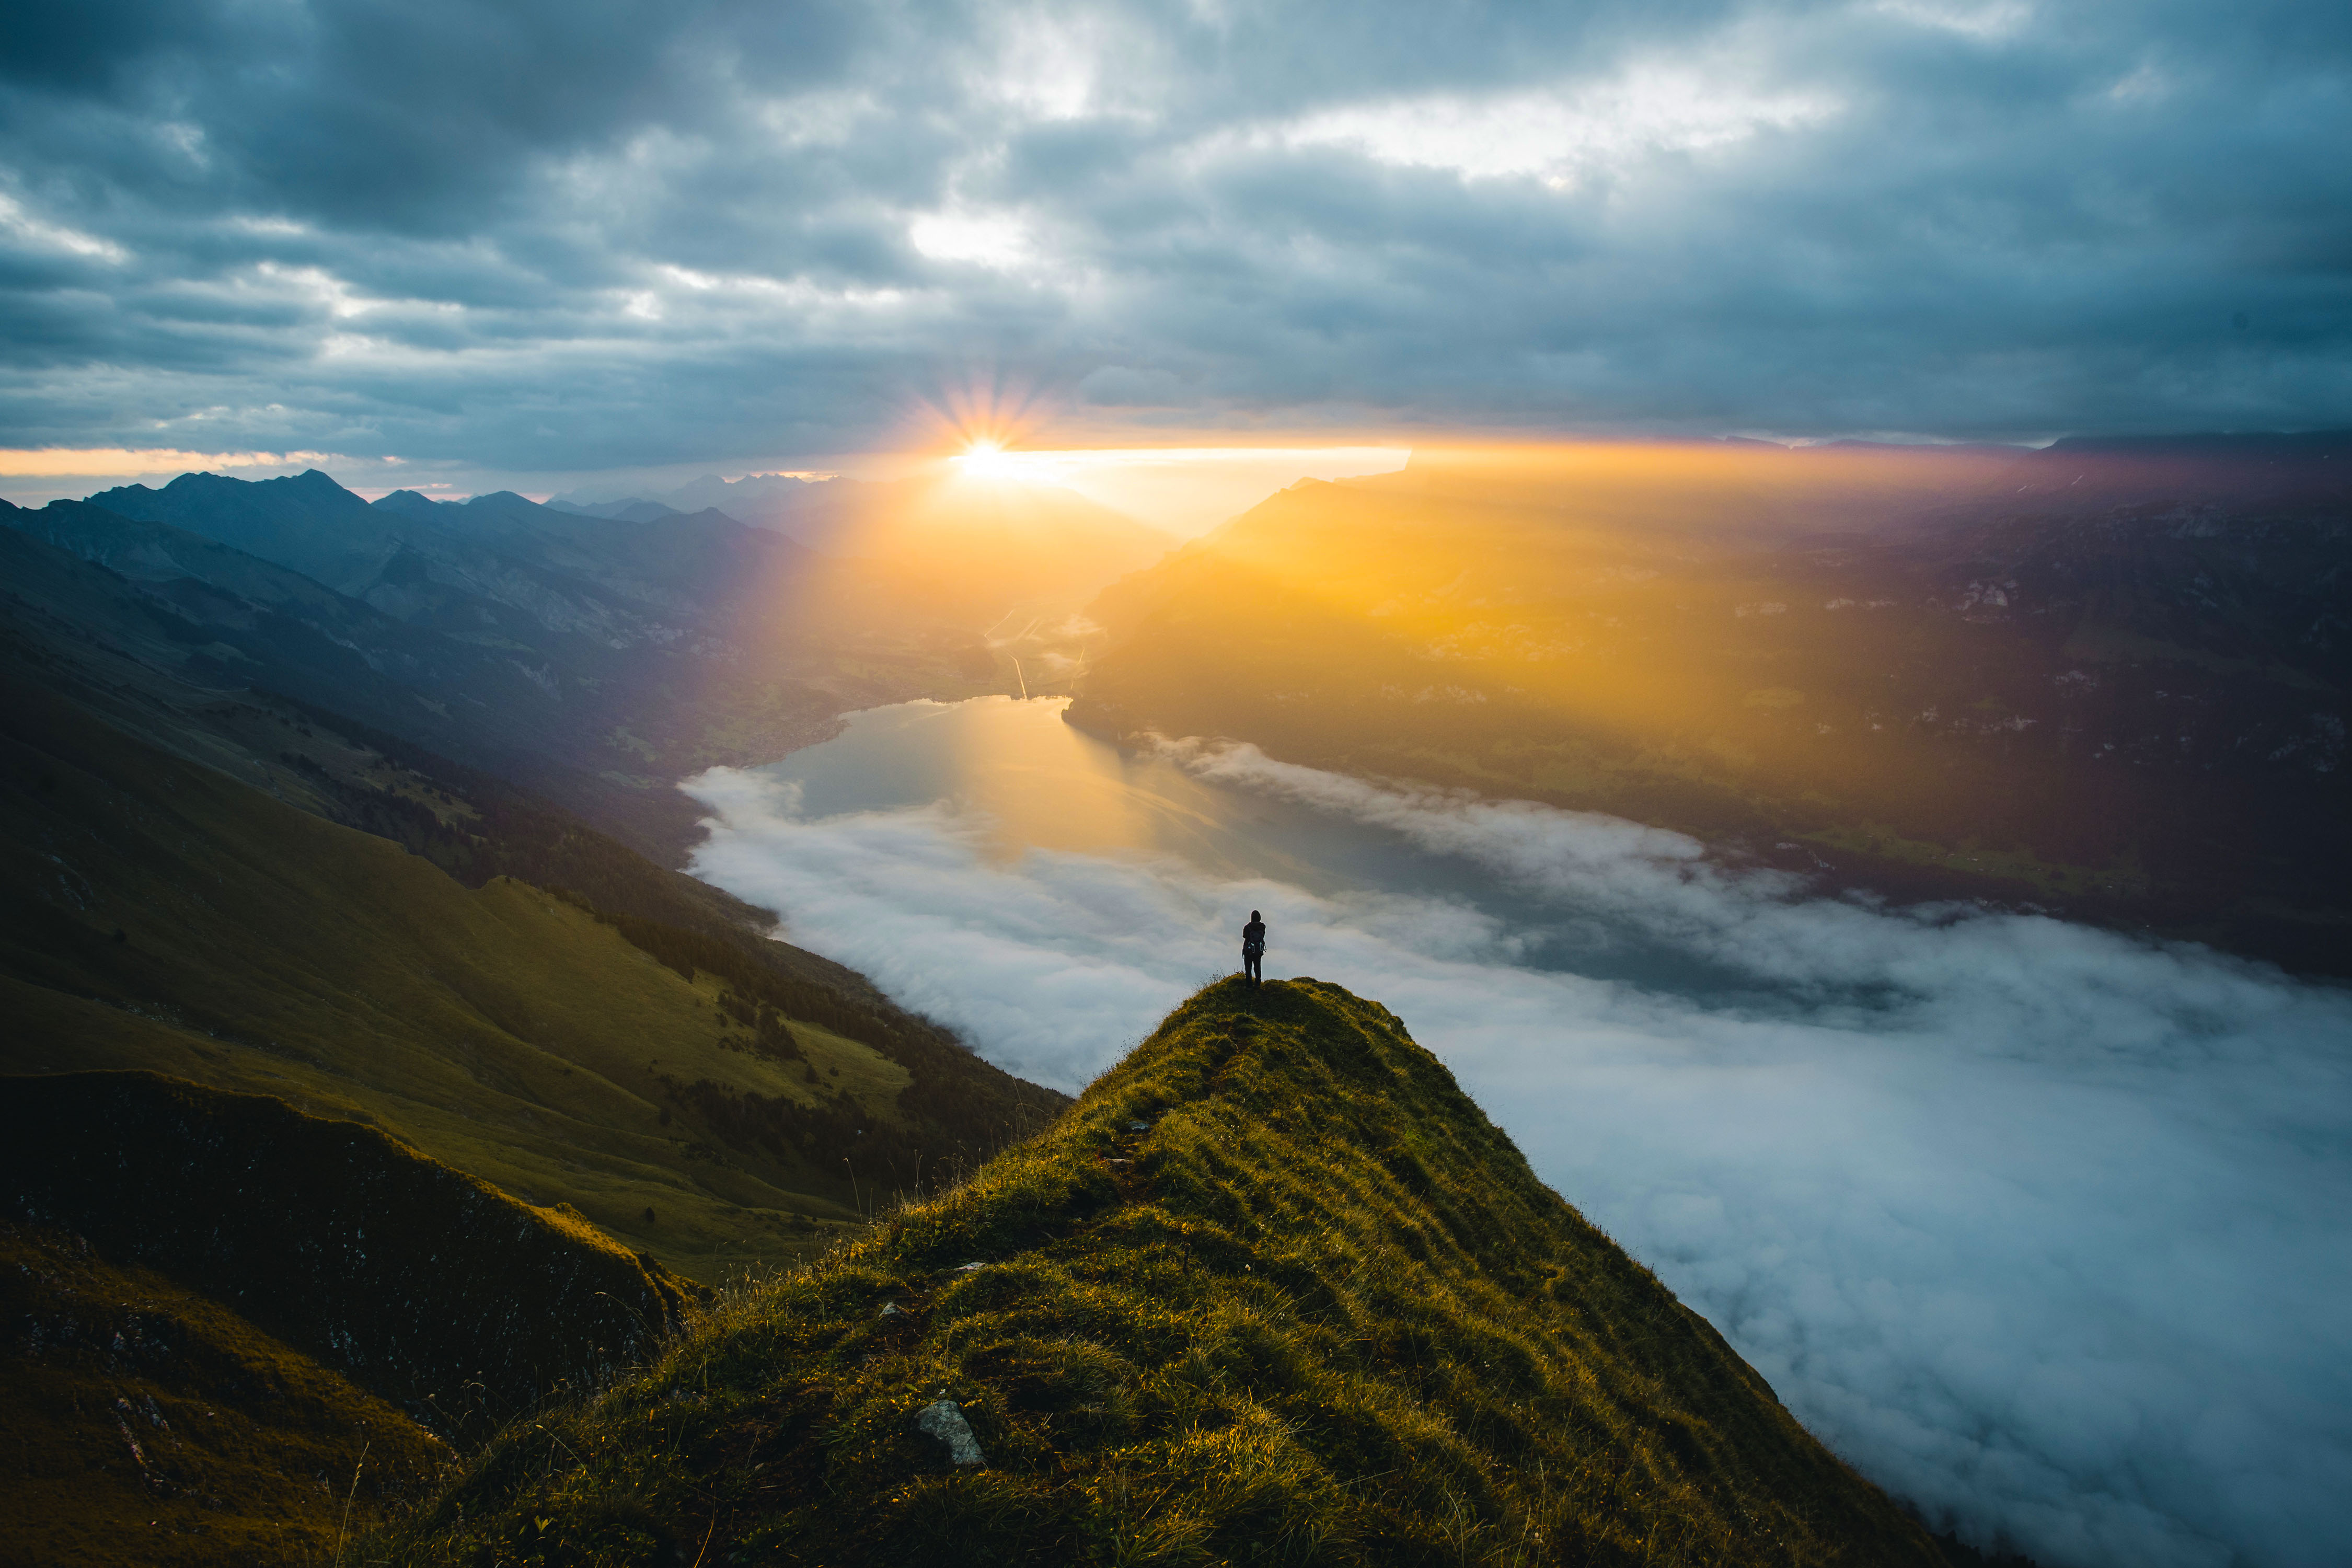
[7,6,2342,1559]
[0,564,1066,1277]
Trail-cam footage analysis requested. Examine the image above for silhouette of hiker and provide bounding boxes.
[1241,910,1266,985]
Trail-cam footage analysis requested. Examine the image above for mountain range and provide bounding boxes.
[7,466,1166,859]
[7,434,2330,1563]
[1,466,1097,1561]
[1069,434,2352,975]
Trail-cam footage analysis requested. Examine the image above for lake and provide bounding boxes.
[737,694,1780,998]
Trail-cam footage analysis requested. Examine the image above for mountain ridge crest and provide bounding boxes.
[383,976,1942,1566]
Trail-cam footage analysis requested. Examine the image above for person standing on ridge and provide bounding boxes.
[1241,910,1266,986]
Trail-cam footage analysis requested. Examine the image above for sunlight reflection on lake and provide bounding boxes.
[759,695,1748,996]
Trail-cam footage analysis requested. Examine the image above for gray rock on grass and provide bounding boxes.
[916,1399,985,1466]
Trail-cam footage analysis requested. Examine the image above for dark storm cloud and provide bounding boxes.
[1,0,2348,483]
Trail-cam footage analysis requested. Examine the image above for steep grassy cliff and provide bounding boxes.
[3,1073,695,1438]
[374,978,1940,1566]
[5,1071,722,1566]
[2,1218,445,1567]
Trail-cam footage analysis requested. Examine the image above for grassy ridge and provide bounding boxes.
[374,978,1939,1566]
[1,1219,446,1567]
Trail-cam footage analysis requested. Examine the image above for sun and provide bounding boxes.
[956,436,1022,480]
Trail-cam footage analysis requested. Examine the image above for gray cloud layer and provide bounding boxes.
[3,1,2349,480]
[684,710,2351,1568]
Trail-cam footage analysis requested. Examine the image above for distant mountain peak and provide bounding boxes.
[372,488,448,521]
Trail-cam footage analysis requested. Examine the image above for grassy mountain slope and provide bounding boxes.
[0,485,980,859]
[4,1072,694,1436]
[0,1067,720,1567]
[2,1218,445,1568]
[0,668,1053,1278]
[0,516,1037,1073]
[373,978,1939,1567]
[0,494,715,852]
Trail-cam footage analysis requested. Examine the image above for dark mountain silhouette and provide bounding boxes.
[87,468,390,593]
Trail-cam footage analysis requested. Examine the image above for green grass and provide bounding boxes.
[368,977,1942,1567]
[0,674,978,1279]
[1,1218,448,1567]
[3,1071,696,1442]
[3,537,1068,1277]
[0,1069,724,1563]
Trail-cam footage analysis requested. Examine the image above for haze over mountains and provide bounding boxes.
[551,471,824,526]
[6,466,1165,855]
[0,465,1097,1552]
[559,466,1172,620]
[5,434,2348,1567]
[1076,434,2352,974]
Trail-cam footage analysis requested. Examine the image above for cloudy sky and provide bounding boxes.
[3,0,2348,499]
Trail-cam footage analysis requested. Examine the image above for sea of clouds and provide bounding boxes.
[684,739,2352,1568]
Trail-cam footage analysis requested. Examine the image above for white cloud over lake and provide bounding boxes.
[684,734,2352,1568]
